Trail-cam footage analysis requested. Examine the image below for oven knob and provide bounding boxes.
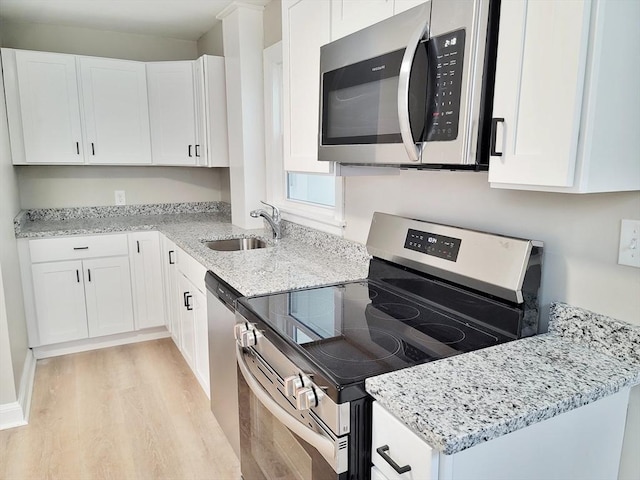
[283,375,310,397]
[238,328,262,348]
[295,386,323,411]
[233,323,248,342]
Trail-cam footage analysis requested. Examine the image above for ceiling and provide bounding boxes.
[0,0,269,41]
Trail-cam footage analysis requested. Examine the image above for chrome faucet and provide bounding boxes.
[250,201,282,241]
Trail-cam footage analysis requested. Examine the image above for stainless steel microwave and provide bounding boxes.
[318,0,499,169]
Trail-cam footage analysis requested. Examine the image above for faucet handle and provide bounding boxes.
[260,200,280,222]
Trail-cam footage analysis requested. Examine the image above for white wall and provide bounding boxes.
[0,22,198,61]
[263,0,282,48]
[197,21,224,56]
[0,57,29,405]
[344,170,640,327]
[17,166,224,209]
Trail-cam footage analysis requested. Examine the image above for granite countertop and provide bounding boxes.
[14,202,370,296]
[366,302,640,455]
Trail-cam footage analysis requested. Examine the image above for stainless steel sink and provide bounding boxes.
[205,237,267,251]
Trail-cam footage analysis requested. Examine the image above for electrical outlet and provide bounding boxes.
[618,219,640,268]
[115,190,126,206]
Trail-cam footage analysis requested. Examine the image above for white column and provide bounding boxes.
[217,1,269,229]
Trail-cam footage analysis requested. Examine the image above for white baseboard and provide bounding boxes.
[32,327,171,359]
[0,348,36,430]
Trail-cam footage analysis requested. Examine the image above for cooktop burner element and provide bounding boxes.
[410,323,466,345]
[367,303,421,321]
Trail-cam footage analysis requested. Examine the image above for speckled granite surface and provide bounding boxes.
[14,202,369,296]
[366,334,640,455]
[549,302,640,367]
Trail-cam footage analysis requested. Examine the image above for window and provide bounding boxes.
[263,42,344,236]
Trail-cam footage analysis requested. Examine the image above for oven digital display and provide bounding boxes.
[404,229,461,261]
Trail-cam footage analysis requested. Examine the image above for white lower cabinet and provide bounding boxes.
[128,231,165,329]
[31,260,89,345]
[372,389,630,480]
[83,256,135,337]
[160,234,180,345]
[31,255,134,345]
[171,246,210,396]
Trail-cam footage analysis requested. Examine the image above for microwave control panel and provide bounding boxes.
[427,28,466,142]
[404,229,462,262]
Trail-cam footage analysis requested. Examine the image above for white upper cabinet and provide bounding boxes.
[330,0,394,41]
[282,0,332,174]
[147,61,198,166]
[79,56,152,165]
[489,0,640,193]
[4,49,84,164]
[146,56,228,167]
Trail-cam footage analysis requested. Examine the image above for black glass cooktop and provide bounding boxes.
[239,275,521,386]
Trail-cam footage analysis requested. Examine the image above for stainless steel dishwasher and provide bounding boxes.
[205,271,241,459]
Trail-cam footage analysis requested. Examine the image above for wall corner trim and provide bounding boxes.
[0,348,36,430]
[216,0,269,20]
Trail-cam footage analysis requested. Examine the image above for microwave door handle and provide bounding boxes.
[235,346,337,466]
[398,16,430,163]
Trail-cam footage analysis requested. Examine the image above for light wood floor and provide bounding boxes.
[0,338,241,480]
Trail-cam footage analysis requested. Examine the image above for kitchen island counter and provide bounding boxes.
[366,302,640,455]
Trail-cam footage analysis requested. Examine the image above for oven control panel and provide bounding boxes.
[404,228,461,262]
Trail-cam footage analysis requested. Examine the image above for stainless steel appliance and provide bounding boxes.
[234,213,542,480]
[205,271,241,459]
[318,0,500,168]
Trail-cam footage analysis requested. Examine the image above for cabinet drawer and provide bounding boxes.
[371,402,438,480]
[29,234,129,263]
[176,248,206,293]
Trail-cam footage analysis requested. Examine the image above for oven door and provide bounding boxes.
[236,347,348,480]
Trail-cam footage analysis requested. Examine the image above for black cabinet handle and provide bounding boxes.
[168,250,175,265]
[137,240,140,253]
[183,291,189,307]
[490,118,504,157]
[73,246,89,250]
[195,144,200,157]
[91,143,95,156]
[188,145,193,157]
[87,269,92,282]
[76,270,80,283]
[76,142,80,155]
[376,445,411,474]
[185,294,193,311]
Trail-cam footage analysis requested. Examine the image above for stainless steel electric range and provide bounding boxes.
[234,212,543,480]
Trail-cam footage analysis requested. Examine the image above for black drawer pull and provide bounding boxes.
[195,144,200,157]
[73,246,89,250]
[137,240,140,253]
[76,270,80,283]
[376,445,411,474]
[91,143,95,156]
[188,145,193,157]
[490,117,504,157]
[168,250,175,265]
[183,291,189,307]
[185,294,193,311]
[76,142,80,155]
[87,269,92,282]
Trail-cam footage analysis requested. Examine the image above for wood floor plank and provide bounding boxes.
[0,339,241,480]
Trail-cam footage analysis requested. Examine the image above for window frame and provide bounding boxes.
[263,41,345,236]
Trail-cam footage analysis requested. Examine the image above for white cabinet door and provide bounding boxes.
[129,231,166,330]
[202,56,229,167]
[193,287,210,396]
[178,273,196,370]
[488,0,590,187]
[330,0,394,40]
[83,256,134,337]
[193,57,208,167]
[160,235,180,345]
[147,61,198,166]
[79,57,152,164]
[31,260,88,345]
[12,50,84,164]
[282,0,332,174]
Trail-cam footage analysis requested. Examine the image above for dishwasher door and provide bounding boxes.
[205,271,241,460]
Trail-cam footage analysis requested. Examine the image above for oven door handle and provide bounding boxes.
[235,346,337,467]
[398,14,430,163]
